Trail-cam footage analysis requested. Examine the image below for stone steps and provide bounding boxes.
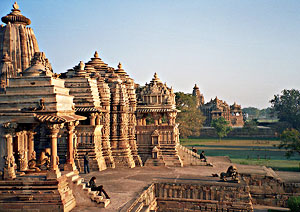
[0,175,76,212]
[177,144,208,166]
[66,171,110,208]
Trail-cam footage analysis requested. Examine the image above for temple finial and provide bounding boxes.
[118,62,122,69]
[79,61,85,71]
[94,51,99,58]
[13,2,19,10]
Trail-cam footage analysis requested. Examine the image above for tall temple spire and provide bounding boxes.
[0,1,39,83]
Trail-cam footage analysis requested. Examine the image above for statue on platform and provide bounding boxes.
[220,165,239,182]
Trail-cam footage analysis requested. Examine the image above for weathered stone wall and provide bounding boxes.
[121,184,157,212]
[155,182,253,212]
[126,180,253,212]
[241,172,300,207]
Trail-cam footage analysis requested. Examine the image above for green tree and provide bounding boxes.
[175,92,205,138]
[270,89,300,130]
[242,107,260,119]
[279,128,300,158]
[211,117,232,141]
[243,120,258,134]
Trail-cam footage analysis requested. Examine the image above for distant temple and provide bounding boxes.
[192,84,244,127]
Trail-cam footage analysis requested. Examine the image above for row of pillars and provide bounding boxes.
[2,121,78,180]
[137,112,177,126]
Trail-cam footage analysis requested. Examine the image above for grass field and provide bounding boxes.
[181,138,300,172]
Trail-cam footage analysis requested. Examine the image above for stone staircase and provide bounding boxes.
[160,144,183,167]
[0,173,76,212]
[65,171,110,208]
[177,144,207,166]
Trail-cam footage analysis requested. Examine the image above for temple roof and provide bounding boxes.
[1,2,31,26]
[75,107,103,113]
[137,108,178,113]
[35,114,86,123]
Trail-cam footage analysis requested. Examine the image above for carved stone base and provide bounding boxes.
[46,169,61,179]
[132,155,143,167]
[104,155,115,168]
[0,175,76,212]
[64,163,77,171]
[112,149,135,168]
[144,158,165,167]
[3,167,16,180]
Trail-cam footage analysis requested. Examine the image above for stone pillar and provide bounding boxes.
[89,113,96,126]
[16,132,27,172]
[64,122,77,171]
[95,113,101,126]
[3,134,16,179]
[47,123,63,179]
[27,131,35,160]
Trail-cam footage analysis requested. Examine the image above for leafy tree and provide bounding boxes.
[175,92,205,138]
[243,120,258,134]
[270,89,300,130]
[211,117,232,141]
[287,196,300,212]
[242,107,260,119]
[279,128,300,158]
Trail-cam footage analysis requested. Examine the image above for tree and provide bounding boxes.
[243,120,258,134]
[175,92,205,138]
[211,117,232,141]
[242,107,260,119]
[270,89,300,130]
[279,128,300,158]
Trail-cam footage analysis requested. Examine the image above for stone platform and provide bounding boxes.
[71,156,300,212]
[0,172,76,212]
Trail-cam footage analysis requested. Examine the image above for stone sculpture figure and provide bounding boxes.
[220,165,239,183]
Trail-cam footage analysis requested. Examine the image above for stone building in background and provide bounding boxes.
[192,84,204,107]
[192,84,244,127]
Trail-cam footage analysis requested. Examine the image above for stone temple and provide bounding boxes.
[192,84,244,127]
[0,3,299,212]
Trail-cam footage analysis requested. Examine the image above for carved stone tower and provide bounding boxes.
[0,2,39,85]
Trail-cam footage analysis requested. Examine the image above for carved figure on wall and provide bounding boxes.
[4,155,14,168]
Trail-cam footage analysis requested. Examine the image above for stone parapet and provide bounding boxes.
[241,172,300,207]
[125,180,253,212]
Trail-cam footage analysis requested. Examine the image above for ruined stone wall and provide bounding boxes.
[241,173,300,207]
[155,182,253,212]
[126,181,253,212]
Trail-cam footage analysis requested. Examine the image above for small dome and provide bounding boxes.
[23,63,46,77]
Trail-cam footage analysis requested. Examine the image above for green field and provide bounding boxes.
[181,138,300,172]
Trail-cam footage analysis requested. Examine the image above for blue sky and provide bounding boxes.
[1,0,300,108]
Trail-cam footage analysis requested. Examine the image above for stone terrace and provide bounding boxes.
[71,156,300,211]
